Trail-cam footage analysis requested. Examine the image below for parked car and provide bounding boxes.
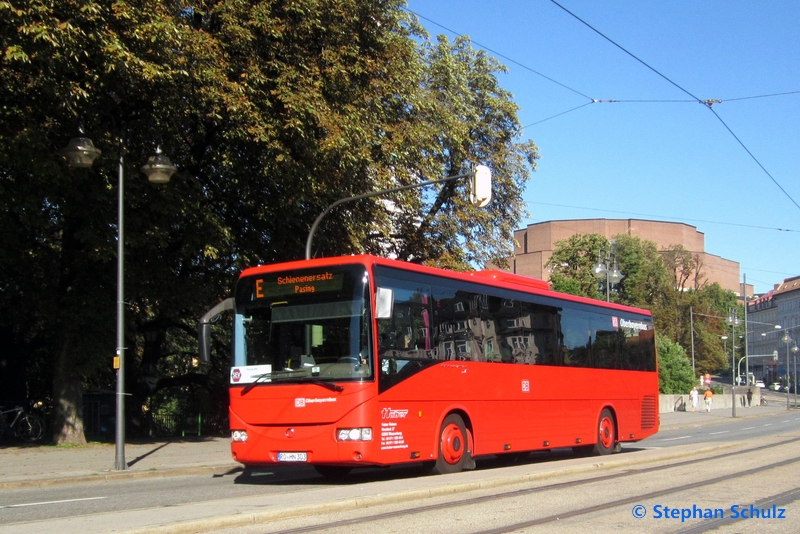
[769,382,782,391]
[755,381,766,388]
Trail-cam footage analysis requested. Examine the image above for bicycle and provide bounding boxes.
[0,406,45,442]
[760,397,768,406]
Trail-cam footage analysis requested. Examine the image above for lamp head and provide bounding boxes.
[60,136,102,168]
[141,146,177,183]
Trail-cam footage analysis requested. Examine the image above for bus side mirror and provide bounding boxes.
[376,287,394,320]
[470,165,492,208]
[198,297,235,364]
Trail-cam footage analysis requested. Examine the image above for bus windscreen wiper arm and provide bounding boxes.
[240,373,271,396]
[240,374,343,395]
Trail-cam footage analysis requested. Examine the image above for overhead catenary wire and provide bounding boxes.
[404,8,595,101]
[548,0,800,212]
[404,1,800,239]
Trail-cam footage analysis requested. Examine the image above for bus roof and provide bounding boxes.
[239,254,652,316]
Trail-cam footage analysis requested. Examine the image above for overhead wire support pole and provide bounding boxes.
[305,167,491,260]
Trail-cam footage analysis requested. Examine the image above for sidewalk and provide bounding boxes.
[659,400,793,431]
[0,403,792,490]
[0,437,239,489]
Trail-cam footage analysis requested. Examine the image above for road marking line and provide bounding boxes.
[710,431,729,435]
[1,497,106,509]
[742,427,755,430]
[660,436,692,441]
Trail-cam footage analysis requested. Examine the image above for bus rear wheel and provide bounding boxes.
[592,408,616,456]
[432,414,469,474]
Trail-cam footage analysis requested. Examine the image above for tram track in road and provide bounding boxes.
[247,436,800,534]
[472,454,800,533]
[676,487,800,534]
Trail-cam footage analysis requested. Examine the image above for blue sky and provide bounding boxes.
[405,0,800,295]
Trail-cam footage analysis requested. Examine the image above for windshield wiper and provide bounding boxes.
[240,372,344,395]
[241,373,271,396]
[269,375,344,392]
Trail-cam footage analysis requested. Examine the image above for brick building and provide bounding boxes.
[503,219,742,295]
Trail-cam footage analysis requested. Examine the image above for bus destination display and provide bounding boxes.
[253,271,344,299]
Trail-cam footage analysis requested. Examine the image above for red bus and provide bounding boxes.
[199,255,659,477]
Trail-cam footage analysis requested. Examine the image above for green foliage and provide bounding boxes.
[0,1,537,442]
[657,335,696,394]
[612,234,671,309]
[547,273,584,296]
[545,234,609,299]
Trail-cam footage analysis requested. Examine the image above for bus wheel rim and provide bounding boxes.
[441,423,464,464]
[599,416,614,449]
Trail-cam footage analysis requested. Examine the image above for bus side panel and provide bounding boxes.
[377,363,659,459]
[374,400,438,464]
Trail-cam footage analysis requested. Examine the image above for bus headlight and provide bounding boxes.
[231,430,248,442]
[336,427,373,441]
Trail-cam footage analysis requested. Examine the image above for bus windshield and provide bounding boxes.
[231,265,373,387]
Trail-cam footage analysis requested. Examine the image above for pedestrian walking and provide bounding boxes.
[704,388,713,412]
[746,388,753,407]
[690,387,699,412]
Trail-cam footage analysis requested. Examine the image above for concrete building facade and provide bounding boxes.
[747,276,800,387]
[506,219,742,295]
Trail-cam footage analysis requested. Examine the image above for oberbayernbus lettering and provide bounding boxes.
[619,318,650,331]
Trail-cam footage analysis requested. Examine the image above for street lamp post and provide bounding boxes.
[793,345,799,408]
[592,249,623,302]
[790,345,799,408]
[782,333,794,411]
[61,125,177,471]
[726,309,740,417]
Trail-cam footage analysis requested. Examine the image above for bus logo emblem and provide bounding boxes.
[295,398,306,407]
[381,408,408,419]
[231,369,242,382]
[522,380,530,392]
[612,316,619,328]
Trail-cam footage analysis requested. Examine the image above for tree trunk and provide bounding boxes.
[51,332,86,445]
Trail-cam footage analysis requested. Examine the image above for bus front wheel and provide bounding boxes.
[432,414,469,474]
[592,408,617,456]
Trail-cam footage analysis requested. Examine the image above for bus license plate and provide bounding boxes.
[277,452,307,462]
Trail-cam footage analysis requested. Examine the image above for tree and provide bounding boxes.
[389,35,538,270]
[611,234,672,310]
[0,1,537,443]
[546,234,610,298]
[657,335,696,394]
[683,284,738,375]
